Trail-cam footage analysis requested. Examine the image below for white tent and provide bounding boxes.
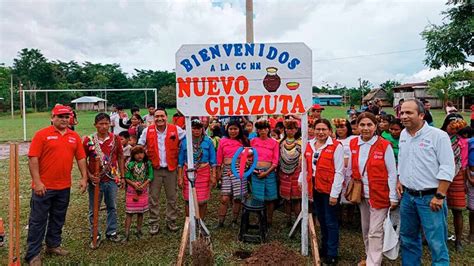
[71,96,107,111]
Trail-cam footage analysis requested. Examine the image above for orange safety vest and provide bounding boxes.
[146,124,180,171]
[349,137,390,209]
[304,138,341,197]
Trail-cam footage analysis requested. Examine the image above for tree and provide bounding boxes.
[428,69,473,104]
[157,85,176,107]
[379,80,401,105]
[421,0,473,69]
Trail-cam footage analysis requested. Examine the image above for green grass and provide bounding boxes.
[0,106,473,264]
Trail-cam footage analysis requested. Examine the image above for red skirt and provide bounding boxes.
[183,165,211,203]
[125,185,149,214]
[279,168,302,200]
[447,169,466,210]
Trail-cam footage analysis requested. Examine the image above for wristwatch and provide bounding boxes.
[435,192,446,200]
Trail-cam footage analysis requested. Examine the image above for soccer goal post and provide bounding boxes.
[20,88,157,141]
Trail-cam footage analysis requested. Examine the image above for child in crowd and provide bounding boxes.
[378,114,394,137]
[245,120,257,140]
[350,119,359,135]
[129,135,138,147]
[119,131,132,163]
[123,146,154,242]
[270,128,281,141]
[387,118,404,165]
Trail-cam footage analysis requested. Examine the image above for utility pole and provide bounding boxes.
[246,0,254,43]
[10,74,13,119]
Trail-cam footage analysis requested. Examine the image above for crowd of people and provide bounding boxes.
[24,100,474,266]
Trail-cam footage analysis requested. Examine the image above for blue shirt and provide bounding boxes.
[468,137,474,167]
[178,136,217,167]
[398,122,455,190]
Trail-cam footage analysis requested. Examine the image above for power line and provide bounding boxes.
[313,48,425,62]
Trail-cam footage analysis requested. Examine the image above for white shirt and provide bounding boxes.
[143,114,155,127]
[299,137,345,199]
[398,122,455,191]
[111,113,128,135]
[347,135,398,202]
[138,124,186,168]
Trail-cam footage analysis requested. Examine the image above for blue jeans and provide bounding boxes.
[400,192,449,266]
[25,189,70,262]
[313,191,339,258]
[88,180,118,236]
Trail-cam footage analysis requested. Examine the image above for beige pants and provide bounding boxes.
[359,199,389,266]
[149,168,178,225]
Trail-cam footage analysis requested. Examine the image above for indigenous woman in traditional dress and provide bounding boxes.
[278,120,302,226]
[178,119,217,219]
[124,146,154,241]
[441,113,468,251]
[215,121,250,228]
[301,119,344,265]
[333,118,357,225]
[251,119,280,226]
[347,112,398,265]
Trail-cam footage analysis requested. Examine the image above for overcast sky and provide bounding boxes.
[0,0,452,87]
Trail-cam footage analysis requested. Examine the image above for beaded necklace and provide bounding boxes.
[192,135,204,167]
[279,137,301,174]
[131,161,147,183]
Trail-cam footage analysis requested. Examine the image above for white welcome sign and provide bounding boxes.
[176,43,312,116]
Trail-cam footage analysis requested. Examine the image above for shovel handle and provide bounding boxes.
[91,157,100,249]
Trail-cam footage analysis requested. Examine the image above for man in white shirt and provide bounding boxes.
[397,100,455,265]
[138,107,185,234]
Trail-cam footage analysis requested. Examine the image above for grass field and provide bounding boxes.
[0,106,473,265]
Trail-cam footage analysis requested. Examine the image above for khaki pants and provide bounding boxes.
[149,168,178,225]
[359,199,389,266]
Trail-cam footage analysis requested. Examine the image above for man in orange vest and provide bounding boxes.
[138,107,185,234]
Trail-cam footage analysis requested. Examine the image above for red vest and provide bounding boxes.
[304,138,341,196]
[146,124,180,171]
[349,137,390,209]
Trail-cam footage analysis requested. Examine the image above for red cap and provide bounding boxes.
[52,105,72,116]
[312,104,325,110]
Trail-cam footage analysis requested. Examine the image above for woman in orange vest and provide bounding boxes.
[302,118,344,265]
[347,112,398,266]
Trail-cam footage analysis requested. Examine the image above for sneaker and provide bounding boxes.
[149,225,159,235]
[45,246,69,256]
[106,232,122,243]
[167,222,178,232]
[28,254,42,266]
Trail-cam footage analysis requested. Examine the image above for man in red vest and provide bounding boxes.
[138,107,185,234]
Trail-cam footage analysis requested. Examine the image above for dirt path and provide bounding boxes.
[0,142,30,160]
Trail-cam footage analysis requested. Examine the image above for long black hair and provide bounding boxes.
[225,120,250,146]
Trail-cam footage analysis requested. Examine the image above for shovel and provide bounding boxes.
[186,167,211,245]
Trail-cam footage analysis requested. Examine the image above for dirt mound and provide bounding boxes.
[191,238,213,266]
[243,242,304,265]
